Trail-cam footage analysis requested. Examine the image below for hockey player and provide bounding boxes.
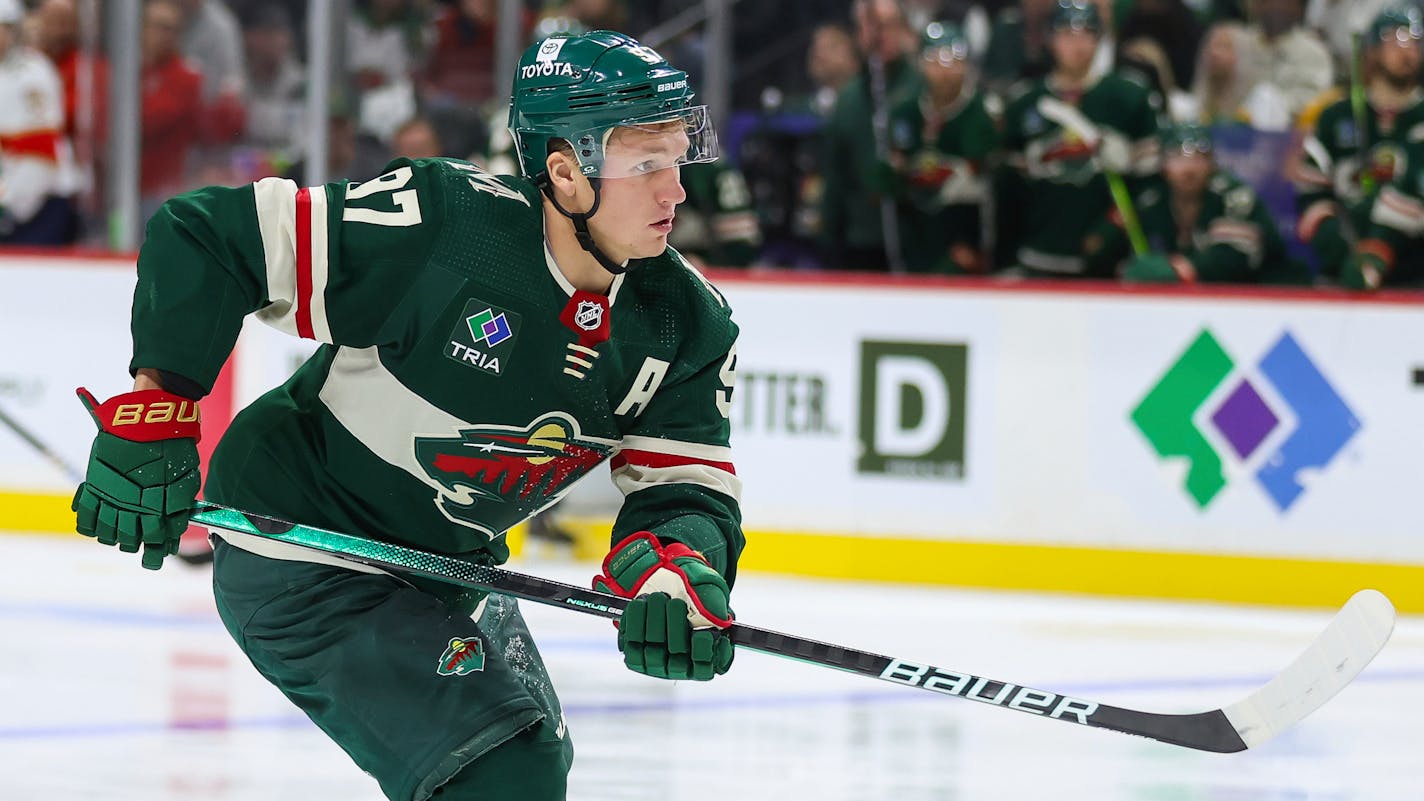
[880,21,999,273]
[997,0,1159,277]
[1084,123,1300,284]
[71,31,740,801]
[1292,6,1424,282]
[0,0,73,244]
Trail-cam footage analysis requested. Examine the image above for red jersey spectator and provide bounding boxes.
[139,0,203,210]
[422,0,500,106]
[33,0,108,145]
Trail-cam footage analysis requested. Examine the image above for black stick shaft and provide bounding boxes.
[189,501,1252,753]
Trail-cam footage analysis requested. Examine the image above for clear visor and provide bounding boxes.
[572,105,719,179]
[921,43,969,66]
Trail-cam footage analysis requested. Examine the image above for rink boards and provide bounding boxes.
[2,254,1421,610]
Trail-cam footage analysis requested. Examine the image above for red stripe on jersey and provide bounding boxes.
[294,187,315,339]
[0,129,62,160]
[611,448,736,475]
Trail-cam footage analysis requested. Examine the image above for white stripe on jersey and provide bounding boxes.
[618,435,734,463]
[251,177,334,343]
[318,345,619,494]
[611,461,743,501]
[252,177,301,337]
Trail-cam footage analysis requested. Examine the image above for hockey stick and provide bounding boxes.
[1037,96,1151,257]
[188,500,1395,754]
[0,401,85,483]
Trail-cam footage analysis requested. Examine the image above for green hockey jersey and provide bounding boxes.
[999,74,1160,276]
[130,158,744,579]
[1357,151,1424,287]
[1293,92,1424,276]
[1085,169,1299,283]
[885,90,1000,273]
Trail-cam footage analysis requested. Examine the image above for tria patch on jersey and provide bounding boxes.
[445,298,522,377]
[415,413,614,539]
[435,636,485,676]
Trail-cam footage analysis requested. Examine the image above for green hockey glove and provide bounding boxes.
[593,532,734,681]
[1122,253,1182,283]
[72,387,202,570]
[1341,251,1386,291]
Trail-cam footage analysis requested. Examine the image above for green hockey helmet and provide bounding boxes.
[921,20,970,65]
[1161,122,1214,158]
[1049,0,1102,35]
[1368,6,1424,46]
[507,30,719,182]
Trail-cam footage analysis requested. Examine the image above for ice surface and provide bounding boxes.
[1,535,1417,801]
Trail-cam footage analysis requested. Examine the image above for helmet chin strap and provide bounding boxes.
[537,174,633,276]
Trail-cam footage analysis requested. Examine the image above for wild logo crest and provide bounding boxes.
[436,637,486,676]
[415,413,614,540]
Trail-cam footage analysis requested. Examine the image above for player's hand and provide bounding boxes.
[1095,131,1132,174]
[593,532,734,681]
[72,387,202,570]
[1341,252,1385,291]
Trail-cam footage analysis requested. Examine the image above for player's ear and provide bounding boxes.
[544,149,582,200]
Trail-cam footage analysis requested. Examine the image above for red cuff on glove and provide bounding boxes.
[77,387,202,443]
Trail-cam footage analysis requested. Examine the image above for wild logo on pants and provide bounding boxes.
[436,636,486,676]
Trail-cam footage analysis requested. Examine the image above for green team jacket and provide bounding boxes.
[1085,170,1300,283]
[999,74,1160,276]
[131,158,744,580]
[884,90,1000,273]
[1294,92,1424,277]
[819,56,925,257]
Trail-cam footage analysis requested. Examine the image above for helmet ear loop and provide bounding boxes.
[537,174,630,276]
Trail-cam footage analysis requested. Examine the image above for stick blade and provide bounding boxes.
[1223,589,1395,749]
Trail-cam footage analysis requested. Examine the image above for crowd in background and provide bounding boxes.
[3,0,1424,290]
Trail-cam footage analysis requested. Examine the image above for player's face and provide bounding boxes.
[1377,36,1422,84]
[1050,29,1098,77]
[920,53,968,97]
[1163,152,1211,195]
[593,126,689,260]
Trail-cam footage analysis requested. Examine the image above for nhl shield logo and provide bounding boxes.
[574,300,604,331]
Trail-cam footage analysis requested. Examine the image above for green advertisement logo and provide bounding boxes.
[857,341,967,479]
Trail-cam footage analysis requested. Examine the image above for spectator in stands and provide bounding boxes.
[174,0,247,151]
[882,21,999,273]
[1192,0,1333,130]
[0,0,75,244]
[1084,123,1303,283]
[422,0,499,108]
[390,116,444,160]
[31,0,98,231]
[347,0,430,142]
[1118,0,1202,93]
[32,0,107,148]
[421,0,532,160]
[996,0,1160,277]
[241,3,304,155]
[1116,0,1203,119]
[819,0,924,271]
[1292,7,1424,283]
[138,0,204,219]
